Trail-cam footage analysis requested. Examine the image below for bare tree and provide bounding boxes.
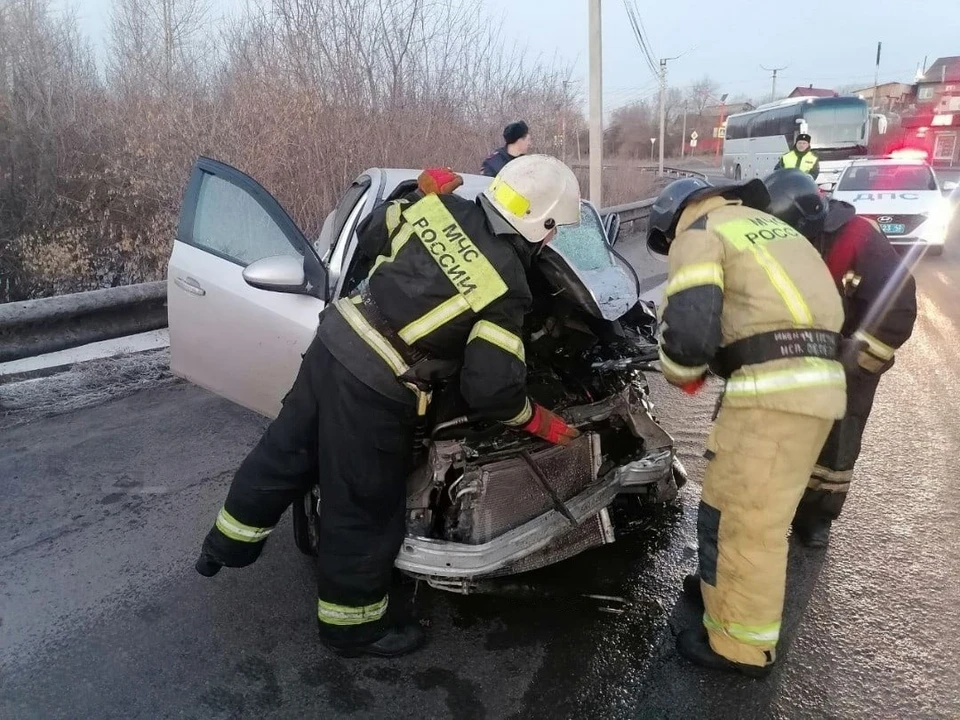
[688,75,720,117]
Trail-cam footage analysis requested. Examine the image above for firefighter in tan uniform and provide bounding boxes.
[646,178,847,677]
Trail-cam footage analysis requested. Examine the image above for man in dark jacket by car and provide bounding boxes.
[481,121,531,177]
[764,169,918,548]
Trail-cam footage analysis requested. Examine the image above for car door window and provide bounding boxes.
[190,173,302,265]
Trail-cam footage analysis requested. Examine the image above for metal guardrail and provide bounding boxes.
[0,167,707,365]
[0,282,168,364]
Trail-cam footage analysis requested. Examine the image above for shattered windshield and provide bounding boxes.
[551,203,613,270]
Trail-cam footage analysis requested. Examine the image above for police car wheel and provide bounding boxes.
[292,488,320,556]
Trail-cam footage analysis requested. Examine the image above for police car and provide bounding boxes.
[830,153,958,256]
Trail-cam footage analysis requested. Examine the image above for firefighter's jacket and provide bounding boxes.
[819,201,918,373]
[317,191,536,426]
[658,196,847,420]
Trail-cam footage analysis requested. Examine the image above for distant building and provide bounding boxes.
[901,56,960,165]
[852,82,915,111]
[787,85,838,98]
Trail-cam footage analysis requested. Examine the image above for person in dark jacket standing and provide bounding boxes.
[194,156,582,659]
[764,169,918,547]
[774,133,820,180]
[481,121,531,176]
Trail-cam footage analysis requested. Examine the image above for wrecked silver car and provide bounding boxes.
[167,160,680,595]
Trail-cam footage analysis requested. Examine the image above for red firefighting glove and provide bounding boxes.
[680,377,706,395]
[417,167,464,195]
[521,403,581,445]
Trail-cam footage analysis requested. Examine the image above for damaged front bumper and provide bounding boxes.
[396,433,674,584]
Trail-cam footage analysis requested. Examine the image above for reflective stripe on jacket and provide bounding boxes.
[778,149,820,177]
[658,196,847,420]
[318,191,534,425]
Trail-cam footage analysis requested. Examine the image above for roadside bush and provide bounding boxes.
[0,0,582,302]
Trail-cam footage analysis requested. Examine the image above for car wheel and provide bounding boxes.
[735,165,742,181]
[292,488,320,556]
[926,245,944,257]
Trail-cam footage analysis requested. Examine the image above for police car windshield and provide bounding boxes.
[837,164,937,192]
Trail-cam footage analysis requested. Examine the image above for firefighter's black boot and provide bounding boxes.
[682,573,703,606]
[676,628,773,679]
[793,517,833,548]
[195,553,222,577]
[323,622,426,659]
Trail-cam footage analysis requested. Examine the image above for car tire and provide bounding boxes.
[292,488,320,556]
[926,245,944,257]
[735,165,742,181]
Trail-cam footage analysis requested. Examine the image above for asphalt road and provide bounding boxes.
[2,242,960,719]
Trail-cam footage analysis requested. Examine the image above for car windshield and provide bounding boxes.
[837,164,937,192]
[551,203,612,271]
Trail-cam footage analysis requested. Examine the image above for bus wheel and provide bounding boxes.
[735,165,742,181]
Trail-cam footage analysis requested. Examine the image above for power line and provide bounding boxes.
[761,64,788,101]
[621,0,658,80]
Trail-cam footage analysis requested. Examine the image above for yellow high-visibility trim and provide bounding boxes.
[716,218,814,326]
[725,358,846,398]
[703,613,781,646]
[215,507,273,543]
[336,299,408,376]
[751,242,815,327]
[853,330,894,361]
[468,320,525,362]
[666,262,724,297]
[658,347,708,382]
[398,295,471,345]
[370,224,413,276]
[317,596,389,626]
[504,398,534,427]
[781,151,818,173]
[489,176,531,217]
[402,194,508,312]
[385,201,404,234]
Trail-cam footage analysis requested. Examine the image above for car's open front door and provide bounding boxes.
[167,157,327,418]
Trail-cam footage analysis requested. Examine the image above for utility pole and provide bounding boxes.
[588,0,603,208]
[658,58,667,175]
[680,100,688,159]
[762,64,787,102]
[872,41,882,111]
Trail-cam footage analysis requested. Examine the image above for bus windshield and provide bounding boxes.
[802,101,868,148]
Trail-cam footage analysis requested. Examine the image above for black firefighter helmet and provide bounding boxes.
[646,177,770,255]
[762,168,828,242]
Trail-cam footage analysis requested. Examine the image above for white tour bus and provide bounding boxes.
[722,96,886,189]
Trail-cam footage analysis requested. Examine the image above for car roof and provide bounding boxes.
[368,168,598,211]
[847,158,930,167]
[374,168,493,201]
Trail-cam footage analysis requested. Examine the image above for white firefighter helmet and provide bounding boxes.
[482,154,581,243]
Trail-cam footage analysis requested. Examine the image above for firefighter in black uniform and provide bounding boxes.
[764,169,918,547]
[195,156,582,658]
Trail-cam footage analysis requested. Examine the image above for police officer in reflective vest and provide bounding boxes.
[764,168,918,547]
[775,133,820,179]
[194,156,582,658]
[647,177,847,677]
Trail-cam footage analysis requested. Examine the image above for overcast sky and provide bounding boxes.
[66,0,958,109]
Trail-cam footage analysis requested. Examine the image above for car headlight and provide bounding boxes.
[920,202,953,244]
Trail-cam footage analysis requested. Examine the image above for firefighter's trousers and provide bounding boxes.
[795,368,882,525]
[698,405,832,667]
[199,337,416,648]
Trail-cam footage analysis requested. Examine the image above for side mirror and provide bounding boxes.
[943,181,958,193]
[603,212,622,246]
[242,255,307,294]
